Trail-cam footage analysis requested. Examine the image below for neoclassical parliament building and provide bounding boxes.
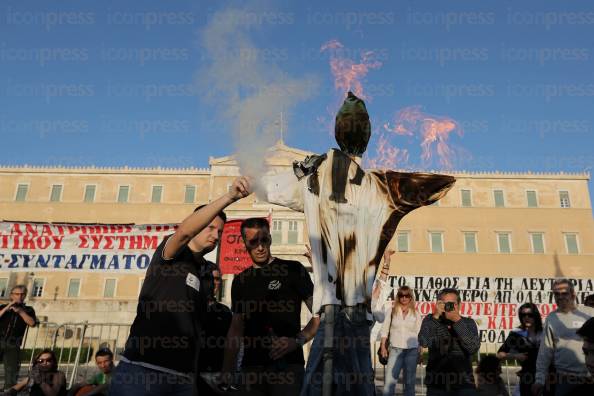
[0,142,593,325]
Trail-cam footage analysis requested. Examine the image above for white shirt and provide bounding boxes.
[380,306,423,349]
[260,149,455,321]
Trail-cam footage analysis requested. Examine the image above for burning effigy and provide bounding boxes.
[259,92,455,395]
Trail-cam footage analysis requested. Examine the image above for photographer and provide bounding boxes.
[0,285,37,389]
[418,288,480,396]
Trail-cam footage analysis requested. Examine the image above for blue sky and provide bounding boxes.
[1,0,593,206]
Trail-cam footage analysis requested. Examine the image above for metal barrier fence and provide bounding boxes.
[20,321,131,388]
[369,340,522,395]
[19,322,521,395]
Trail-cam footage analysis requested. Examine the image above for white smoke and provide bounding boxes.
[197,5,318,193]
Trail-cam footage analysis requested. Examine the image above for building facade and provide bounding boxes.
[0,142,592,327]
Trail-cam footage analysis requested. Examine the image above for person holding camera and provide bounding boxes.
[0,285,37,389]
[418,287,480,396]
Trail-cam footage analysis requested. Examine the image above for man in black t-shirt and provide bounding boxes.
[0,285,37,389]
[220,218,320,396]
[109,176,250,396]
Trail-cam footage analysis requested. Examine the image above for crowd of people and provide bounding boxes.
[1,176,593,396]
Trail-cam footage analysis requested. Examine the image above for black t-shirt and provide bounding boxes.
[123,236,215,374]
[498,329,540,375]
[198,301,232,372]
[231,258,314,367]
[0,304,37,346]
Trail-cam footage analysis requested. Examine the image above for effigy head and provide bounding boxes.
[334,91,371,157]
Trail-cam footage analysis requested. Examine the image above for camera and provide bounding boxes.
[444,302,455,312]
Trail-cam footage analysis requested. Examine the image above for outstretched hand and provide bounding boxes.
[228,176,251,202]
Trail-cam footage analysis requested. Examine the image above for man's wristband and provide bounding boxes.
[295,333,306,347]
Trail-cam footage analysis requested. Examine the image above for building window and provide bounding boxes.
[526,190,538,207]
[50,185,63,202]
[559,191,571,208]
[104,279,117,298]
[0,278,7,297]
[497,233,512,253]
[397,232,409,252]
[564,233,579,254]
[460,189,472,207]
[464,232,478,253]
[117,185,130,203]
[287,221,299,245]
[84,185,96,203]
[151,185,163,203]
[32,278,45,297]
[15,184,29,202]
[493,190,505,207]
[272,220,283,245]
[429,232,444,253]
[530,233,545,254]
[67,279,81,297]
[184,185,196,204]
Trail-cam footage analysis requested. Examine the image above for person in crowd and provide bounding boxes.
[380,285,423,396]
[0,285,37,389]
[109,176,251,396]
[418,287,481,396]
[220,217,319,396]
[6,349,66,396]
[532,279,594,396]
[475,355,509,396]
[197,265,233,395]
[497,303,545,396]
[67,348,115,396]
[571,318,594,394]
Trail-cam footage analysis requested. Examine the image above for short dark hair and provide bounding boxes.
[240,218,270,240]
[11,285,27,295]
[577,317,594,341]
[438,288,461,304]
[194,205,227,223]
[476,354,501,375]
[95,347,114,360]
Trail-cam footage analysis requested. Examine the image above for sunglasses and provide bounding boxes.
[519,312,534,318]
[398,293,411,299]
[245,235,272,250]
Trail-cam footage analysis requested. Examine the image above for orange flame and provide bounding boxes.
[366,133,409,170]
[320,39,382,100]
[382,106,462,169]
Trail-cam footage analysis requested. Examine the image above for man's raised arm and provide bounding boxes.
[163,176,250,259]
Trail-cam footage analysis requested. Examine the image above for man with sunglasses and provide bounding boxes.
[0,285,37,390]
[220,217,318,396]
[532,279,594,396]
[110,176,251,396]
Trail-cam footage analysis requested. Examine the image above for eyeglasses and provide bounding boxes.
[245,235,272,250]
[398,294,411,299]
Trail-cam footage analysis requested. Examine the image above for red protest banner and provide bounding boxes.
[218,219,252,274]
